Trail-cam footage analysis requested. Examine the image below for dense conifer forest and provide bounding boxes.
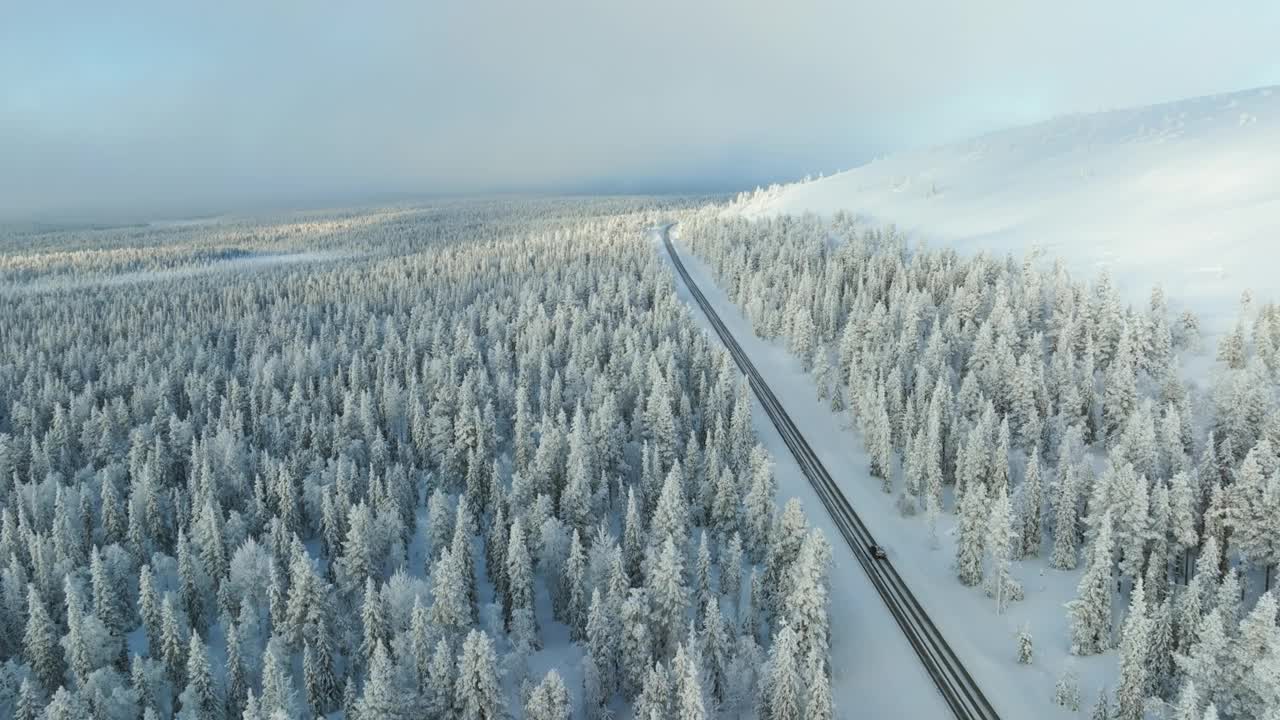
[677,208,1280,719]
[0,199,834,720]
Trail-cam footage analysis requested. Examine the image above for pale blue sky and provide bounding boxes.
[3,1,1278,218]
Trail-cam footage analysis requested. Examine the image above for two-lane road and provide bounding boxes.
[660,225,1001,720]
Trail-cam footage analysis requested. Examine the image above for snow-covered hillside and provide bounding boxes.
[735,86,1280,337]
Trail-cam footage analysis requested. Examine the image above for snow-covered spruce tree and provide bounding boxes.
[455,629,503,720]
[582,650,608,720]
[1068,512,1115,656]
[1051,429,1085,570]
[176,632,219,720]
[673,639,708,720]
[24,586,63,693]
[804,646,835,720]
[741,445,776,561]
[41,686,89,720]
[523,670,569,720]
[424,638,455,718]
[1229,446,1280,590]
[764,499,808,612]
[955,479,986,587]
[1172,680,1201,720]
[224,622,248,718]
[869,381,894,488]
[1054,668,1081,712]
[762,621,802,720]
[648,533,688,660]
[633,660,671,720]
[1228,590,1280,718]
[586,588,617,698]
[260,639,297,719]
[1175,607,1231,710]
[1113,578,1149,720]
[985,484,1021,613]
[784,529,832,665]
[1091,687,1113,720]
[1020,450,1044,558]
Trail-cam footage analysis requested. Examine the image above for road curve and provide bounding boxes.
[660,225,1002,720]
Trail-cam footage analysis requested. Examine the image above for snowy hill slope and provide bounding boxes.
[736,86,1280,337]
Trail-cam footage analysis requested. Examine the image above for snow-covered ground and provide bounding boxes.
[659,229,1114,719]
[734,85,1280,340]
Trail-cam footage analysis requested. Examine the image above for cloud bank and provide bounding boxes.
[3,1,1278,217]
